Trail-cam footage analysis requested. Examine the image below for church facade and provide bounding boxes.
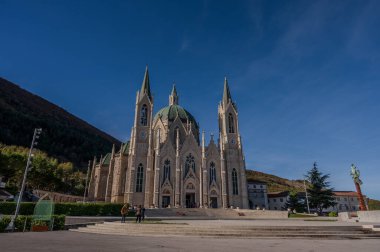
[88,68,249,209]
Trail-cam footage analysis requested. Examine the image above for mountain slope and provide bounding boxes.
[246,170,307,192]
[0,77,121,167]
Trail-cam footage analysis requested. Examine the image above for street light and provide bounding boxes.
[7,128,42,231]
[304,179,311,214]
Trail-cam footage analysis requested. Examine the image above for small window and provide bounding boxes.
[228,113,235,133]
[280,198,283,202]
[209,162,216,185]
[232,168,238,195]
[274,199,277,202]
[140,104,148,126]
[184,153,195,176]
[163,159,170,182]
[135,163,144,192]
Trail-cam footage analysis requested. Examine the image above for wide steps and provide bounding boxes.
[70,222,380,239]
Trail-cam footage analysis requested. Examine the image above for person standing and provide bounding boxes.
[135,205,142,223]
[121,204,129,223]
[141,206,146,221]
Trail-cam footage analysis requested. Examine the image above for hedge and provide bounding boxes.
[0,202,126,216]
[0,215,65,232]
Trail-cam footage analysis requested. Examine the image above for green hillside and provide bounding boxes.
[246,170,307,192]
[0,77,121,168]
[368,199,380,210]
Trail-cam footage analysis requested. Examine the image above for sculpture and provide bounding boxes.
[350,164,367,211]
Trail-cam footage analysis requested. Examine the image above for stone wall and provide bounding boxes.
[357,211,380,222]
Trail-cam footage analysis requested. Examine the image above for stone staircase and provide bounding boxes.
[70,221,380,239]
[143,208,288,219]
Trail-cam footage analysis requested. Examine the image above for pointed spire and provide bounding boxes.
[140,66,152,100]
[111,144,115,157]
[171,83,177,96]
[119,142,123,155]
[222,76,232,105]
[169,83,179,105]
[202,130,205,158]
[176,128,180,156]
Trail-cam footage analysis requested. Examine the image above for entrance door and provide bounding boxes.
[186,193,195,208]
[210,197,218,208]
[162,196,170,208]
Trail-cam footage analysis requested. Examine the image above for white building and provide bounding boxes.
[326,191,368,212]
[267,191,289,210]
[267,190,368,212]
[247,180,268,209]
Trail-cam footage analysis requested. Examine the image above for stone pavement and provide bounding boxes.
[1,231,380,252]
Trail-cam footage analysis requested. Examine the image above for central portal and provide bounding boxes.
[185,193,195,208]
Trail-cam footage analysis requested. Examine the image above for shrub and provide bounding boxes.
[328,211,338,217]
[0,216,11,232]
[0,202,124,216]
[0,202,36,215]
[52,215,65,230]
[0,215,66,232]
[15,215,33,231]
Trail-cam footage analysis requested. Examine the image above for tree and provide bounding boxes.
[305,162,336,215]
[283,190,305,213]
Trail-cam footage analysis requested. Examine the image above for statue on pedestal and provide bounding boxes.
[350,164,367,211]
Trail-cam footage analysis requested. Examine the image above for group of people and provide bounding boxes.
[120,204,145,223]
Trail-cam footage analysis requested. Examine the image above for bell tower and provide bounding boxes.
[125,66,154,206]
[218,77,248,208]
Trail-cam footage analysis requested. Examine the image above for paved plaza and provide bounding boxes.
[1,219,380,251]
[1,230,380,252]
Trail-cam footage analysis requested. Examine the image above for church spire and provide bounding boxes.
[169,83,179,105]
[140,66,152,101]
[222,76,232,105]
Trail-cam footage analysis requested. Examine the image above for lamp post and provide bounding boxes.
[7,128,42,231]
[304,179,310,214]
[83,160,91,203]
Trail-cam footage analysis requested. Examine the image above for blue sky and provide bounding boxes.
[1,0,379,199]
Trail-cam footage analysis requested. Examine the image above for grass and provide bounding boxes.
[288,213,316,218]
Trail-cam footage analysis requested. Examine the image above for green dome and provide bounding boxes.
[154,105,199,128]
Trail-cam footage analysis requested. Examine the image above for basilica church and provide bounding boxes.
[88,68,249,209]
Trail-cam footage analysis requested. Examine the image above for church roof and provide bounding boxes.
[154,104,199,129]
[121,141,130,155]
[102,153,111,165]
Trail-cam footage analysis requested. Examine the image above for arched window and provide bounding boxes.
[209,162,216,185]
[163,159,170,182]
[174,127,179,148]
[140,104,148,126]
[232,168,238,195]
[135,163,144,192]
[228,113,235,133]
[184,153,195,176]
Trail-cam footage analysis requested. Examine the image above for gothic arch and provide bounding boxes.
[140,104,148,126]
[228,113,235,133]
